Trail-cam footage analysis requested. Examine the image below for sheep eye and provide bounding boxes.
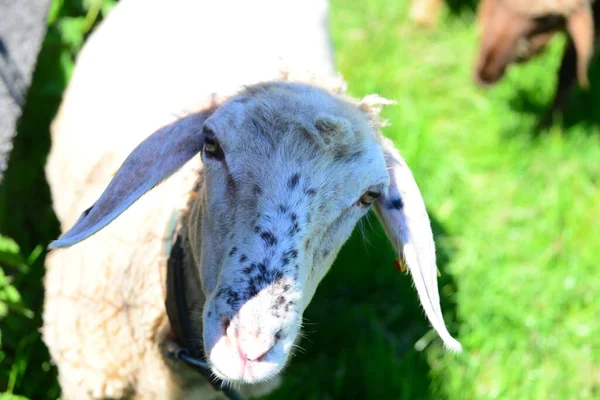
[204,136,219,155]
[358,190,381,206]
[202,127,223,160]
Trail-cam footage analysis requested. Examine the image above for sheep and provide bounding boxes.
[42,0,461,399]
[475,0,598,114]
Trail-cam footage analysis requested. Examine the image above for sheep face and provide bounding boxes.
[49,81,460,388]
[197,83,389,383]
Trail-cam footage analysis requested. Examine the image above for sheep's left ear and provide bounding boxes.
[49,111,211,249]
[374,137,462,352]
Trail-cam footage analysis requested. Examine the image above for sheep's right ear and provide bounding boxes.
[566,3,595,89]
[49,111,210,249]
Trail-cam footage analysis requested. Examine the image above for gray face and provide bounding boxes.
[197,83,389,383]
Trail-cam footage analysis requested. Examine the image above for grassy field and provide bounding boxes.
[2,0,600,399]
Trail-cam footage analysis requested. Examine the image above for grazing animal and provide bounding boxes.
[475,0,598,114]
[42,0,460,399]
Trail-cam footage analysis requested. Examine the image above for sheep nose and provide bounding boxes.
[226,325,279,361]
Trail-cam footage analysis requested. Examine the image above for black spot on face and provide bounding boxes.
[272,270,284,282]
[279,204,289,213]
[322,249,330,259]
[219,286,240,308]
[304,239,311,250]
[254,226,261,233]
[305,188,317,197]
[257,262,268,275]
[229,247,237,257]
[226,290,240,307]
[283,249,298,260]
[288,222,300,237]
[246,285,258,299]
[276,296,285,306]
[207,311,212,317]
[254,185,263,196]
[346,150,364,163]
[388,197,404,210]
[290,213,298,222]
[239,254,248,263]
[288,173,300,190]
[260,231,277,246]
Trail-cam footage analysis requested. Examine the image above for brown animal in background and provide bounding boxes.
[475,0,598,114]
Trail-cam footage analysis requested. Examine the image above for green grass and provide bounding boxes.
[2,0,600,399]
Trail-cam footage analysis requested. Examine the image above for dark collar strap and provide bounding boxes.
[165,233,246,400]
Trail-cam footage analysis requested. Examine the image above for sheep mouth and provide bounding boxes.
[202,294,301,384]
[205,326,292,384]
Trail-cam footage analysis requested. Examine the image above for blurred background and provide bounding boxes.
[1,0,599,399]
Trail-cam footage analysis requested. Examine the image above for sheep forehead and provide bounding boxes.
[213,82,373,155]
[209,81,386,188]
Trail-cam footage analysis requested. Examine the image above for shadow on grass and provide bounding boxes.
[445,0,478,15]
[265,213,459,400]
[558,57,600,131]
[507,49,600,137]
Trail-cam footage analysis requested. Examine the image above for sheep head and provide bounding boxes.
[475,0,595,88]
[49,81,460,385]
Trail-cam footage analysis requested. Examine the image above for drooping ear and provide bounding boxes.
[374,137,462,352]
[49,111,211,249]
[566,4,595,89]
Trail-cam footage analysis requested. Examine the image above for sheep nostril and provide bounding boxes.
[252,332,282,362]
[236,330,282,362]
[221,317,231,332]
